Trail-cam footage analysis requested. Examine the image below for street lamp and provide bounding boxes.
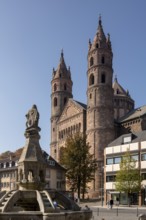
[99,168,104,206]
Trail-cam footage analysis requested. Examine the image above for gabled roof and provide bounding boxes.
[72,100,87,110]
[119,105,146,123]
[113,76,129,97]
[42,151,66,171]
[58,98,86,123]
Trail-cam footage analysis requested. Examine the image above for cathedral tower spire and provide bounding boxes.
[86,16,115,196]
[50,51,73,160]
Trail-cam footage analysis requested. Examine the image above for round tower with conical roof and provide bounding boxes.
[86,16,115,197]
[50,51,73,159]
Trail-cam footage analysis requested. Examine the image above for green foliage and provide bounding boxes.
[0,151,12,159]
[115,149,141,195]
[60,132,97,199]
[0,148,23,160]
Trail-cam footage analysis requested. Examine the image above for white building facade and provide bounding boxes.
[104,131,146,206]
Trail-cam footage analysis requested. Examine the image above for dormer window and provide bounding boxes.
[116,89,119,94]
[123,135,132,144]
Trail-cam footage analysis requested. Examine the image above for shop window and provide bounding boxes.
[106,175,116,182]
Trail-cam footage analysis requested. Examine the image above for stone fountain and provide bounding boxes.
[0,105,92,220]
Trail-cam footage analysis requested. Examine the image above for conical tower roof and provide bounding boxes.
[52,50,71,79]
[90,15,111,50]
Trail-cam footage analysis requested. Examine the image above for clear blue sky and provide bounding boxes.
[0,0,146,154]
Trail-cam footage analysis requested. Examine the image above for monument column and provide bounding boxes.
[17,105,47,190]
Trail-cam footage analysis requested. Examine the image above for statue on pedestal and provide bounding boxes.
[18,104,46,190]
[25,105,41,137]
[26,104,39,128]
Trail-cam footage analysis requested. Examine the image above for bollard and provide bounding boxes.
[137,207,139,217]
[117,207,118,216]
[97,207,99,216]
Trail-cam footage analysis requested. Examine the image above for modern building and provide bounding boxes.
[0,148,66,192]
[50,16,146,198]
[105,130,146,206]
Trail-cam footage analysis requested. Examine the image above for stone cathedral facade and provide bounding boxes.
[50,17,146,198]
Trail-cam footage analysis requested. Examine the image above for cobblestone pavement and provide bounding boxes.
[80,202,146,220]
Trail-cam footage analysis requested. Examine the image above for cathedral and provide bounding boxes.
[50,16,146,197]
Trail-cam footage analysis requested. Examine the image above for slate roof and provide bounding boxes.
[108,130,146,147]
[118,105,146,123]
[73,100,87,110]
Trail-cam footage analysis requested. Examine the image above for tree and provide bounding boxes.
[60,132,97,199]
[115,149,141,206]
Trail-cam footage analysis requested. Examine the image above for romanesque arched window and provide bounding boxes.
[90,57,94,66]
[54,97,57,107]
[89,74,94,85]
[101,55,105,64]
[79,123,81,131]
[64,97,67,105]
[64,83,67,90]
[54,83,57,91]
[101,73,106,83]
[60,147,65,162]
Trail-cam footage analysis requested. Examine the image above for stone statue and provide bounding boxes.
[26,105,39,128]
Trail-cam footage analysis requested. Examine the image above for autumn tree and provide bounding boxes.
[60,132,97,199]
[115,149,141,206]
